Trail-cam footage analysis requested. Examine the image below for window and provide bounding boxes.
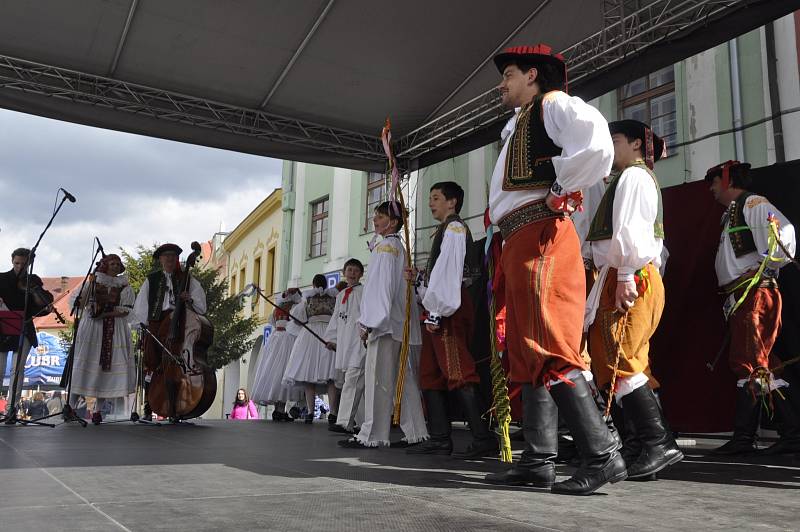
[365,172,386,231]
[239,267,246,295]
[618,65,677,156]
[266,247,276,295]
[230,274,237,297]
[309,197,329,258]
[252,257,261,313]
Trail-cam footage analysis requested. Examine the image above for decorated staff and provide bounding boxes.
[381,118,415,425]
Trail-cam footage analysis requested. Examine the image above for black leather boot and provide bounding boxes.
[549,374,627,495]
[407,390,453,455]
[611,401,641,466]
[555,413,578,464]
[485,384,557,487]
[451,384,498,459]
[620,386,684,479]
[712,385,761,455]
[762,386,800,455]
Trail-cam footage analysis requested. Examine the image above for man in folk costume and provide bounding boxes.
[584,120,683,479]
[706,160,799,455]
[325,258,367,434]
[483,44,625,495]
[339,201,429,448]
[133,244,207,417]
[405,181,497,458]
[69,254,137,425]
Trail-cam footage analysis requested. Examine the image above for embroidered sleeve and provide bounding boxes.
[422,221,466,318]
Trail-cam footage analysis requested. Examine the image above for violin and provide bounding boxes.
[16,272,55,316]
[146,241,216,421]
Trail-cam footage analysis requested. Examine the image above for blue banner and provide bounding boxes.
[3,331,68,387]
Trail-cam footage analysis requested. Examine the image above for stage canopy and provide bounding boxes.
[1,0,798,172]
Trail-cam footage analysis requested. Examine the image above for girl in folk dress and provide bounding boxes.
[250,292,302,421]
[69,254,136,425]
[282,275,338,424]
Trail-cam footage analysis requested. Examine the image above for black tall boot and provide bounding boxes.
[611,401,641,466]
[555,413,578,464]
[620,386,684,478]
[712,385,761,455]
[452,384,498,459]
[549,374,627,495]
[762,386,800,455]
[485,383,557,487]
[407,390,453,455]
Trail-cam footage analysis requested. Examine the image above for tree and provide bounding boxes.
[121,244,258,369]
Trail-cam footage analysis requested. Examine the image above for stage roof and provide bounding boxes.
[0,0,797,172]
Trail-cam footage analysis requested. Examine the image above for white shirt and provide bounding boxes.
[324,283,366,370]
[420,220,467,319]
[715,194,796,286]
[359,234,422,345]
[590,166,664,281]
[276,290,302,336]
[488,92,614,223]
[572,178,609,262]
[133,272,207,325]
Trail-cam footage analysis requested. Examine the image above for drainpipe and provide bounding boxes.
[764,21,786,163]
[279,161,296,292]
[728,38,746,160]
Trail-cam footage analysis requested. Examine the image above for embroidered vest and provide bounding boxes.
[502,92,563,192]
[725,192,757,258]
[146,271,183,322]
[586,161,665,242]
[424,215,480,287]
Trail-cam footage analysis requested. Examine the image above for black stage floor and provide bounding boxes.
[0,419,797,531]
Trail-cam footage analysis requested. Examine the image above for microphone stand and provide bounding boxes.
[3,192,71,427]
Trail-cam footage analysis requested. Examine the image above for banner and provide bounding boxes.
[3,331,68,387]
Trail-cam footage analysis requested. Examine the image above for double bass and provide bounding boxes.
[145,242,216,421]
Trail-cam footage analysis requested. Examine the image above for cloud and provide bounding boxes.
[0,109,282,276]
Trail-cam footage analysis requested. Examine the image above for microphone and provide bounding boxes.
[60,188,77,203]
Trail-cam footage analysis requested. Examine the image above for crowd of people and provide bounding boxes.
[1,42,797,497]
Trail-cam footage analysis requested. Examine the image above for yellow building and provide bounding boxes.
[216,188,284,418]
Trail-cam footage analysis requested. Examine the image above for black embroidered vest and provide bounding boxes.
[306,292,336,318]
[725,192,757,258]
[586,161,665,242]
[424,214,480,287]
[502,92,563,192]
[146,271,183,321]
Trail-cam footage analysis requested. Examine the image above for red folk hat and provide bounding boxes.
[704,160,751,189]
[493,44,565,73]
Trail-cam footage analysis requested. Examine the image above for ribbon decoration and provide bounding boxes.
[381,118,414,425]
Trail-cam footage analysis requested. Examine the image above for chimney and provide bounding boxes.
[61,276,69,294]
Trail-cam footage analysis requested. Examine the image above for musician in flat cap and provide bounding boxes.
[133,243,207,416]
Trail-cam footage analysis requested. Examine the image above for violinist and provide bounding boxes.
[132,243,207,417]
[0,248,54,417]
[69,254,137,425]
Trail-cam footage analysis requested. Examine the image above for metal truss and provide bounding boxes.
[0,0,761,169]
[396,0,746,163]
[0,54,384,163]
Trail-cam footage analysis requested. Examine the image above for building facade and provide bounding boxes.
[210,188,284,419]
